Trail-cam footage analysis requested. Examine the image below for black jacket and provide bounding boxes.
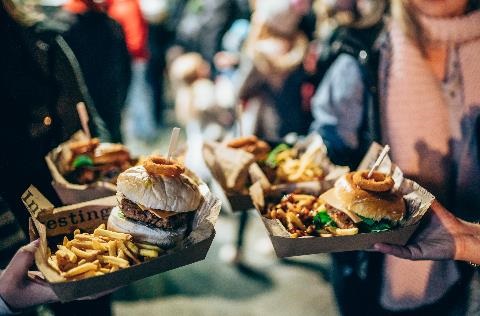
[0,5,109,234]
[55,10,132,142]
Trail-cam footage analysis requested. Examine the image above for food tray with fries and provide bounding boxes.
[203,134,349,212]
[249,143,435,258]
[22,184,221,302]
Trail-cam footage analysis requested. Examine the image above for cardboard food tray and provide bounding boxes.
[250,143,435,258]
[226,193,254,211]
[203,135,349,212]
[22,180,221,302]
[45,131,120,205]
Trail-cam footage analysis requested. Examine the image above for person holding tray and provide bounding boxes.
[374,200,480,265]
[0,0,112,314]
[310,0,480,314]
[0,240,57,314]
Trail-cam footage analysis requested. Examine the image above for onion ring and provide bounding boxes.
[226,136,271,160]
[352,170,394,192]
[226,136,258,149]
[143,156,185,178]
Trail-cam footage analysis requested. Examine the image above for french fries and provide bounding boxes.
[46,224,163,281]
[139,249,160,258]
[94,228,132,241]
[266,193,360,238]
[275,148,325,183]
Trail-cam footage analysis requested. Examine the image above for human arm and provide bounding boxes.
[0,240,58,313]
[309,54,365,168]
[374,200,480,264]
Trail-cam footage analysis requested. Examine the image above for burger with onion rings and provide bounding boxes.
[314,170,406,235]
[107,156,202,248]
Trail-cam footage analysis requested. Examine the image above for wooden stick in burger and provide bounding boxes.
[76,102,91,139]
[367,145,390,178]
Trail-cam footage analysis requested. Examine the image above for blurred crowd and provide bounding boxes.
[1,0,480,315]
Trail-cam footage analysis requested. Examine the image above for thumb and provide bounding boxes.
[3,239,40,283]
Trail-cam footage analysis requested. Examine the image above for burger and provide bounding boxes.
[316,170,406,234]
[63,138,133,184]
[107,156,203,248]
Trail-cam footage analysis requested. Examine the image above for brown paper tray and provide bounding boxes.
[249,142,435,258]
[45,135,119,205]
[203,136,348,213]
[23,181,221,302]
[261,215,419,258]
[31,221,215,301]
[226,193,254,211]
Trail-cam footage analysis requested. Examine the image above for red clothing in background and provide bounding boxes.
[64,0,149,60]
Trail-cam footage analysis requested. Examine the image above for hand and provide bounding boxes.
[373,200,480,264]
[0,240,58,311]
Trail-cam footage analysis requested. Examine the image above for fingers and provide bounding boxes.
[3,239,40,283]
[373,243,415,259]
[373,243,430,260]
[454,234,480,264]
[430,200,458,224]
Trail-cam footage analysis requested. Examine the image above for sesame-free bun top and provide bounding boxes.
[117,165,202,213]
[332,172,406,222]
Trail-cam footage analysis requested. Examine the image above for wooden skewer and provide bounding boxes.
[166,127,181,160]
[367,145,390,178]
[76,102,91,139]
[235,102,244,137]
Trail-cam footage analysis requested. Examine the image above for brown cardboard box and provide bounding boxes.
[22,182,221,302]
[203,135,349,212]
[250,143,435,258]
[45,131,130,205]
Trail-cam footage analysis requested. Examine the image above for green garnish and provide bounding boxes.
[313,210,336,228]
[358,215,393,232]
[266,144,290,167]
[72,155,94,168]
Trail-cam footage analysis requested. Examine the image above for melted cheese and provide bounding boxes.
[135,203,177,218]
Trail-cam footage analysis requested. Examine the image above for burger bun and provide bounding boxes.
[117,166,202,213]
[322,172,405,222]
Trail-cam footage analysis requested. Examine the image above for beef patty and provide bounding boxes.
[120,198,189,230]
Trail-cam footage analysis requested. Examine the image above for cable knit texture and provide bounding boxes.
[381,11,480,311]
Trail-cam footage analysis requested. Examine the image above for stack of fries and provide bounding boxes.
[275,149,325,183]
[47,224,163,281]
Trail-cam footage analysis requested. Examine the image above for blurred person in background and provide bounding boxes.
[167,0,251,75]
[140,0,171,127]
[64,0,156,142]
[106,0,159,142]
[237,0,314,142]
[169,53,234,181]
[310,0,480,315]
[0,0,112,314]
[59,0,132,143]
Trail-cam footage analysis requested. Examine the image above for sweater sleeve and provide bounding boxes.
[310,53,365,167]
[0,292,16,315]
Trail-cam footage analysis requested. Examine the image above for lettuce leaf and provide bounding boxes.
[266,144,290,167]
[72,155,94,168]
[313,210,336,228]
[358,215,392,232]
